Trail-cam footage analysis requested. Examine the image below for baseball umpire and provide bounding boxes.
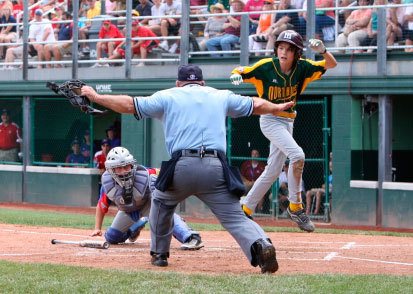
[91,146,204,250]
[80,65,294,273]
[230,30,337,232]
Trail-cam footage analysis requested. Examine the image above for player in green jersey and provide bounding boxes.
[230,30,337,232]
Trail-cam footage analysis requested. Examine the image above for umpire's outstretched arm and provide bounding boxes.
[81,85,294,116]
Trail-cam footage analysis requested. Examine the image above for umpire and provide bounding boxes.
[81,65,293,274]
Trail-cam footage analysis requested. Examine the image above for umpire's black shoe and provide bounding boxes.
[252,239,278,274]
[151,253,168,267]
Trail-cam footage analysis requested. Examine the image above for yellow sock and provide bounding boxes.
[289,203,303,212]
[242,204,253,216]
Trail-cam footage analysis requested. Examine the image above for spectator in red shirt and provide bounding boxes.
[0,108,21,162]
[12,0,23,22]
[91,19,124,67]
[107,21,159,67]
[243,0,265,34]
[93,138,111,174]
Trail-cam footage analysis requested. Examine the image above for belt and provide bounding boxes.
[181,149,219,158]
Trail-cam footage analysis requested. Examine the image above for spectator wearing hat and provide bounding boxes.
[65,139,87,166]
[199,2,227,51]
[135,0,153,25]
[105,125,120,148]
[93,138,111,174]
[80,129,92,161]
[206,0,244,57]
[0,108,21,162]
[107,20,159,67]
[28,8,56,68]
[91,19,124,67]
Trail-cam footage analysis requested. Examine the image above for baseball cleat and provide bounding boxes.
[180,238,204,251]
[287,207,315,232]
[254,239,278,274]
[151,254,168,267]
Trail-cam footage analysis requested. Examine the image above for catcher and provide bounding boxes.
[91,146,204,250]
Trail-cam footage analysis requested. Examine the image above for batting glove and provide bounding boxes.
[308,38,327,54]
[230,73,243,85]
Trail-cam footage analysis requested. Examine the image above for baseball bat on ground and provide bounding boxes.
[51,239,110,249]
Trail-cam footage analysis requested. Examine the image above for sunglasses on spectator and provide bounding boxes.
[264,2,272,4]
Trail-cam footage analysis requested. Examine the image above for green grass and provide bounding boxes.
[0,207,412,237]
[0,260,412,293]
[0,208,114,229]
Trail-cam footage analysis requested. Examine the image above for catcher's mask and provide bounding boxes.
[274,30,304,60]
[105,147,137,188]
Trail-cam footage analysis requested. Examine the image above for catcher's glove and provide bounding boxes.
[46,80,107,115]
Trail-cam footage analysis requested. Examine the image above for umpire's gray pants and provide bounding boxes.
[149,156,271,265]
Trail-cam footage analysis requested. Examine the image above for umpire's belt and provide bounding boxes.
[181,149,218,158]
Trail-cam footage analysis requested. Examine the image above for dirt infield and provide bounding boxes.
[0,203,412,275]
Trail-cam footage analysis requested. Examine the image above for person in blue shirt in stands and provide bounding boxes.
[65,139,87,166]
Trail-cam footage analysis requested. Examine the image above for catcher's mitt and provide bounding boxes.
[46,80,107,115]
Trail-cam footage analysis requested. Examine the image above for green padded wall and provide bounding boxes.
[0,169,23,202]
[25,170,100,207]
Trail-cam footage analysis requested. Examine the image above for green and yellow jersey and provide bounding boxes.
[231,57,326,119]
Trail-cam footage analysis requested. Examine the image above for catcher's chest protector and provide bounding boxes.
[102,166,151,212]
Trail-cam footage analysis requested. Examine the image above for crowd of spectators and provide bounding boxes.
[1,0,413,69]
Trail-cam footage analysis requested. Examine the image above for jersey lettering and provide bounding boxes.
[267,85,298,101]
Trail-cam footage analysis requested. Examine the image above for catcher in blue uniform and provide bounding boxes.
[91,146,204,250]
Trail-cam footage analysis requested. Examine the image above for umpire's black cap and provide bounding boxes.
[1,108,9,115]
[178,65,203,82]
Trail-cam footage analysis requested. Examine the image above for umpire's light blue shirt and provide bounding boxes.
[134,84,253,155]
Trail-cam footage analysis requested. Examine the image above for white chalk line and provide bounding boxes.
[324,252,338,260]
[335,255,413,266]
[0,252,63,257]
[341,242,356,249]
[0,228,87,238]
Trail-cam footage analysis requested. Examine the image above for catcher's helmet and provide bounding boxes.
[105,147,137,185]
[274,30,304,56]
